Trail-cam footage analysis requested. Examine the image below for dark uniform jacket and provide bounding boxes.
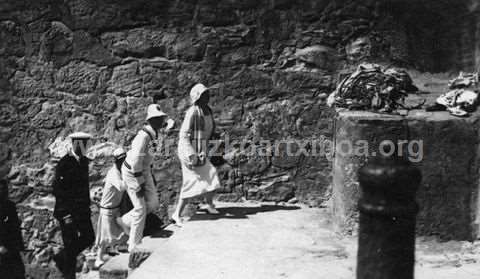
[0,200,25,278]
[52,154,91,219]
[0,200,23,252]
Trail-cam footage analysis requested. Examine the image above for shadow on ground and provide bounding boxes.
[144,213,175,239]
[189,204,301,221]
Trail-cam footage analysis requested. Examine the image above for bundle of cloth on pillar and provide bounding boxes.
[327,63,421,113]
[426,72,479,117]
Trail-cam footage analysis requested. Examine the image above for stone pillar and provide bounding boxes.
[356,154,421,279]
[332,109,480,240]
[332,111,408,234]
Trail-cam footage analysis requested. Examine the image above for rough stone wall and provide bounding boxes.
[0,0,474,277]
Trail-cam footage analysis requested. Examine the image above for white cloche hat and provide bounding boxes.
[146,104,168,121]
[189,83,209,104]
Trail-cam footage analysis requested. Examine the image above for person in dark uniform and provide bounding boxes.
[52,132,95,279]
[0,179,25,279]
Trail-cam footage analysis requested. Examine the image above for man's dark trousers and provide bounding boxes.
[58,213,94,279]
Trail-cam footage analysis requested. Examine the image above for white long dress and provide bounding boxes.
[95,166,127,247]
[177,106,221,199]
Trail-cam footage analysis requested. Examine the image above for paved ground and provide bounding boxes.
[122,202,480,279]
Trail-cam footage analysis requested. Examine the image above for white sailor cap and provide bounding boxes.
[68,132,93,140]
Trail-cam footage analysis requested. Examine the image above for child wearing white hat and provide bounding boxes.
[94,147,128,267]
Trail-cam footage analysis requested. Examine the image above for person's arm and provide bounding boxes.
[209,106,219,140]
[178,108,198,168]
[125,132,149,192]
[52,159,73,220]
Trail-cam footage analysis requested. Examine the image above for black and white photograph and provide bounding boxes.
[1,0,480,278]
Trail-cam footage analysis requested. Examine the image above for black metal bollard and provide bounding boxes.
[356,153,421,279]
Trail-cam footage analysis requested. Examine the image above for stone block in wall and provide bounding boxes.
[66,112,98,136]
[10,61,56,98]
[219,68,273,98]
[195,3,239,27]
[31,102,67,129]
[171,33,206,62]
[39,21,73,66]
[138,58,179,98]
[65,0,157,32]
[107,62,143,97]
[54,61,110,95]
[257,177,295,202]
[271,141,304,169]
[295,45,336,69]
[0,103,17,126]
[220,46,253,66]
[0,20,25,57]
[273,70,334,92]
[100,28,167,58]
[332,110,480,240]
[72,30,120,66]
[238,154,270,176]
[346,37,371,62]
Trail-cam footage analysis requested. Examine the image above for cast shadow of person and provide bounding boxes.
[188,204,301,222]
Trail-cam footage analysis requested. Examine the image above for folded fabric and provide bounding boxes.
[327,63,418,112]
[436,89,478,117]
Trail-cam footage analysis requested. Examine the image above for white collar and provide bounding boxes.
[70,149,81,162]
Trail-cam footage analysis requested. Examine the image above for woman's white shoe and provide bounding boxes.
[171,215,184,227]
[205,204,220,215]
[94,259,105,269]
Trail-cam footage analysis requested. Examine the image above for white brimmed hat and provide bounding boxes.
[189,83,209,104]
[146,104,167,121]
[112,147,126,160]
[68,132,92,140]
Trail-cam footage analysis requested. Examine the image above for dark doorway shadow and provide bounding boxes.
[189,204,301,222]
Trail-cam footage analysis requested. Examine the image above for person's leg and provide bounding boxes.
[144,173,159,214]
[59,220,79,279]
[171,193,188,226]
[204,191,214,206]
[203,191,219,214]
[121,188,147,252]
[116,216,130,235]
[76,215,95,255]
[95,243,107,267]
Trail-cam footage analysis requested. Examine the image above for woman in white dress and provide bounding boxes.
[172,83,222,226]
[94,148,128,267]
